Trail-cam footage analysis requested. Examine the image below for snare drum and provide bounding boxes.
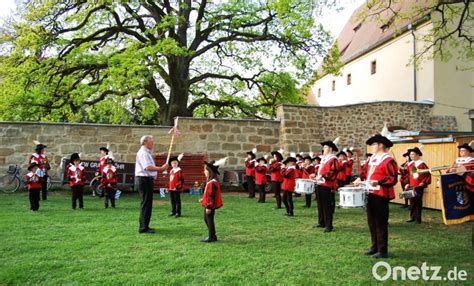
[338,187,366,208]
[295,179,315,194]
[399,189,416,199]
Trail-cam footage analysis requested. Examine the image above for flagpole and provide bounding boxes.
[163,117,179,177]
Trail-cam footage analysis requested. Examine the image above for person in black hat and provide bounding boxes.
[244,149,257,198]
[25,162,42,211]
[344,148,355,184]
[29,141,50,200]
[281,156,297,216]
[301,156,315,208]
[399,151,411,209]
[358,153,372,181]
[356,134,398,258]
[450,142,474,192]
[100,157,118,209]
[269,151,284,209]
[405,147,431,224]
[66,153,87,210]
[336,151,348,189]
[168,155,184,218]
[255,157,268,203]
[314,140,339,232]
[311,156,322,202]
[200,158,226,243]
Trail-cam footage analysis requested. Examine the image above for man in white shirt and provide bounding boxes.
[135,135,168,234]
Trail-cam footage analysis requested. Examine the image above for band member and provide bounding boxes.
[295,154,304,179]
[168,155,184,217]
[399,151,411,209]
[302,156,315,208]
[200,158,226,243]
[98,147,109,175]
[336,151,348,189]
[313,140,339,232]
[269,150,284,209]
[30,141,50,200]
[357,134,398,258]
[281,156,297,216]
[25,162,42,211]
[67,153,86,210]
[245,149,257,198]
[255,157,268,203]
[359,153,372,181]
[449,143,474,192]
[101,157,118,209]
[344,148,355,184]
[312,156,321,201]
[406,147,431,224]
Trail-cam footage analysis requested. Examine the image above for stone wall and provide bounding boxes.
[0,102,450,177]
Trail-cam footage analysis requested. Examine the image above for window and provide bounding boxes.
[318,88,321,97]
[347,74,352,85]
[332,80,336,91]
[371,61,377,75]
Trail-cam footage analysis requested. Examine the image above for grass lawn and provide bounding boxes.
[0,190,472,285]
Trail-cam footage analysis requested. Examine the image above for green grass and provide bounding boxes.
[0,190,472,285]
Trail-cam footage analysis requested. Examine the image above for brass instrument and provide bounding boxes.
[412,163,474,178]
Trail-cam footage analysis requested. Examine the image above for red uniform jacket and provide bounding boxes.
[366,153,398,199]
[317,155,339,191]
[255,165,268,185]
[345,158,354,177]
[407,160,431,188]
[29,153,49,176]
[399,161,409,186]
[201,179,223,209]
[337,160,348,183]
[169,167,184,192]
[245,159,256,177]
[296,161,303,178]
[67,164,86,187]
[359,158,370,181]
[302,165,315,179]
[456,157,474,192]
[25,172,41,190]
[281,166,297,192]
[268,161,283,182]
[100,165,118,190]
[98,156,108,175]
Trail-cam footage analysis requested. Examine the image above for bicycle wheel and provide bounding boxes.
[0,175,20,193]
[89,177,104,197]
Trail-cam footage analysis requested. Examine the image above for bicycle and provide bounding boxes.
[0,165,23,193]
[46,157,68,190]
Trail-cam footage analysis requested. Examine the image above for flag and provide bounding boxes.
[440,173,474,225]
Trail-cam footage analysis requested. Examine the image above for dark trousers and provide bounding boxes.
[317,186,333,228]
[137,176,154,232]
[104,188,116,208]
[246,176,255,198]
[29,188,41,211]
[367,194,389,254]
[204,208,217,239]
[410,187,424,222]
[271,181,282,208]
[282,190,294,215]
[401,183,409,208]
[169,191,181,215]
[257,184,266,202]
[41,177,48,200]
[71,185,84,209]
[305,193,312,207]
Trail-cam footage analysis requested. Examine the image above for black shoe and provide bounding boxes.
[139,229,155,234]
[324,227,333,233]
[314,224,325,228]
[406,219,415,223]
[364,249,377,256]
[201,237,217,243]
[372,252,388,259]
[104,205,109,209]
[169,213,176,217]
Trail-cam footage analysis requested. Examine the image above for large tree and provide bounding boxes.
[0,0,333,125]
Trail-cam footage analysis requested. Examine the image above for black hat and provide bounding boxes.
[271,151,283,161]
[168,156,180,166]
[303,156,312,161]
[28,162,39,171]
[409,147,423,156]
[321,141,338,152]
[295,154,304,159]
[336,151,347,157]
[345,149,353,155]
[35,144,47,151]
[70,153,80,162]
[312,156,321,162]
[257,157,268,164]
[457,143,473,153]
[402,150,410,157]
[365,134,393,148]
[204,160,220,175]
[282,156,297,165]
[366,153,373,158]
[100,147,109,153]
[246,150,256,159]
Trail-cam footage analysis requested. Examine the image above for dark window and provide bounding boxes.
[371,61,377,75]
[347,74,352,85]
[332,80,336,91]
[318,88,321,97]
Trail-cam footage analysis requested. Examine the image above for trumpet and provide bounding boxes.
[412,163,474,178]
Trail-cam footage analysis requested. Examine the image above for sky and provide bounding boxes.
[0,0,366,41]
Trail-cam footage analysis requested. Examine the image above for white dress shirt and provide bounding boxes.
[135,146,157,177]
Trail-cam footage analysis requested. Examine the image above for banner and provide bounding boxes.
[440,173,474,225]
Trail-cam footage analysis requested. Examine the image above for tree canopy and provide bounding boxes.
[0,0,334,125]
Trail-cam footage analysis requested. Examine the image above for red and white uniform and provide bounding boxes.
[366,153,398,199]
[255,165,268,185]
[67,164,86,187]
[98,155,109,175]
[201,179,223,209]
[296,161,303,178]
[302,165,315,179]
[29,153,49,177]
[456,156,474,192]
[245,159,256,177]
[100,165,118,190]
[25,171,42,190]
[281,165,297,192]
[169,167,184,192]
[317,154,339,191]
[407,160,431,188]
[268,161,283,182]
[399,161,410,187]
[345,158,354,178]
[337,160,348,183]
[359,157,371,181]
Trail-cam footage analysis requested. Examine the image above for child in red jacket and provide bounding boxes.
[25,162,42,211]
[255,157,268,203]
[67,153,86,210]
[281,156,297,216]
[101,157,118,208]
[168,155,184,218]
